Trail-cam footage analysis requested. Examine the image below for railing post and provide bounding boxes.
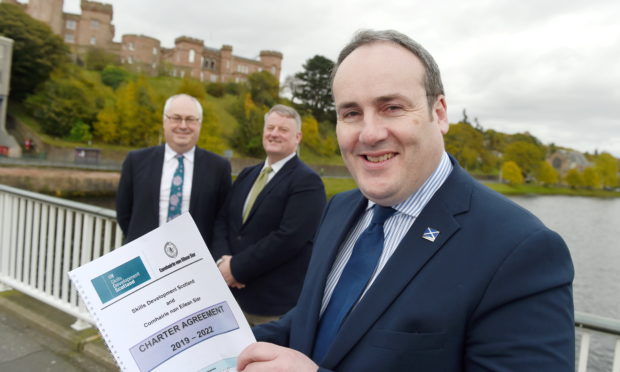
[612,338,620,372]
[577,331,590,372]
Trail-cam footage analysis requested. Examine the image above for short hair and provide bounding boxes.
[264,104,302,132]
[331,29,445,109]
[162,94,203,121]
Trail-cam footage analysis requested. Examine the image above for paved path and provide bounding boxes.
[0,308,111,371]
[0,291,116,372]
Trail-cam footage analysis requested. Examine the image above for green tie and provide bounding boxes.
[242,166,273,223]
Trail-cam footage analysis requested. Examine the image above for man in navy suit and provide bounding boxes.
[237,30,575,371]
[116,94,231,247]
[211,104,326,326]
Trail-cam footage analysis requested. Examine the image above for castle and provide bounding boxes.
[2,0,283,82]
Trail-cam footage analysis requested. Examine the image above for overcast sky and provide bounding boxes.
[62,0,620,156]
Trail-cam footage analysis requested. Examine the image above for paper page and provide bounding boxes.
[69,213,255,372]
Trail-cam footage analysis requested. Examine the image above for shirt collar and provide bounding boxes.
[367,151,453,218]
[165,144,195,163]
[263,152,296,174]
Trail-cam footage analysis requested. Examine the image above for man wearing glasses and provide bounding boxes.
[116,94,231,247]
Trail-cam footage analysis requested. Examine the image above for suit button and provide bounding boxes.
[237,236,242,241]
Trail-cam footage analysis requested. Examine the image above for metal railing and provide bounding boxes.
[0,184,619,370]
[0,184,122,329]
[576,312,620,372]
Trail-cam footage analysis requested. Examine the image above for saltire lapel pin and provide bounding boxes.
[422,227,440,242]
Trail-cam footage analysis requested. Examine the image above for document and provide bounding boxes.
[69,213,255,372]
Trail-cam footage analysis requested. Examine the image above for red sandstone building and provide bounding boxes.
[3,0,283,82]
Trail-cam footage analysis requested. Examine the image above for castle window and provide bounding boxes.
[64,34,75,43]
[128,42,135,51]
[127,56,133,64]
[90,36,97,45]
[91,19,100,29]
[66,20,77,30]
[271,66,276,74]
[189,49,196,63]
[210,74,218,82]
[153,47,158,55]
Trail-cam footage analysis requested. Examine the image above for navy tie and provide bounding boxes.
[312,205,396,362]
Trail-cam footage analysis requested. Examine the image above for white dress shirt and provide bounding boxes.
[159,144,195,226]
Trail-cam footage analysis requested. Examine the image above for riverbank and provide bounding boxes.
[1,164,618,199]
[485,182,620,198]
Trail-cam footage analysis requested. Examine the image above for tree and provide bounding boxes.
[301,115,337,156]
[247,71,279,107]
[444,122,490,171]
[501,161,524,185]
[582,167,601,189]
[176,77,206,100]
[83,47,119,71]
[101,65,132,89]
[503,141,545,177]
[25,65,111,138]
[564,168,583,189]
[534,161,559,186]
[0,3,68,101]
[594,152,619,189]
[293,55,335,123]
[229,93,266,157]
[94,76,161,146]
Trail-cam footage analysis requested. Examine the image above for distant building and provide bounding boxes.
[547,149,591,175]
[6,0,282,82]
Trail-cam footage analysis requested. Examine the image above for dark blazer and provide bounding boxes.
[254,158,575,371]
[211,155,326,316]
[116,145,231,247]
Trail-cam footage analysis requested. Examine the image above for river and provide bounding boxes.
[511,195,620,371]
[73,194,619,370]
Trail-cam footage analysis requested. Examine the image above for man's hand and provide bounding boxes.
[237,342,318,372]
[218,255,245,289]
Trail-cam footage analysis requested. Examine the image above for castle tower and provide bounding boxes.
[26,0,64,35]
[259,50,283,81]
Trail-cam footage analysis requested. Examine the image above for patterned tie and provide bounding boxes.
[167,154,184,222]
[312,205,396,362]
[242,166,273,223]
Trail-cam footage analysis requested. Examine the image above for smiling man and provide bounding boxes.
[237,30,575,372]
[211,104,326,326]
[116,94,231,246]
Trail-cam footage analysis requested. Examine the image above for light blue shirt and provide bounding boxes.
[320,152,453,315]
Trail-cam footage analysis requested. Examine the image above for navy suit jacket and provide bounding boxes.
[254,158,575,371]
[211,155,326,316]
[116,145,231,247]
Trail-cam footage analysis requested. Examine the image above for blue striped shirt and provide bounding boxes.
[320,152,453,315]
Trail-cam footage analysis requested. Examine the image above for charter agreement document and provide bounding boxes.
[69,213,255,372]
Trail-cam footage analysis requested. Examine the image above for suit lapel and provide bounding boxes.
[151,146,165,218]
[243,156,298,224]
[292,192,368,355]
[189,147,202,214]
[321,164,473,368]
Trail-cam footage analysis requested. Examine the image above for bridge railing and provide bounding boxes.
[1,184,619,370]
[0,184,122,329]
[575,312,620,372]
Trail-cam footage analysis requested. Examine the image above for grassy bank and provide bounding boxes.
[483,182,620,198]
[321,178,620,199]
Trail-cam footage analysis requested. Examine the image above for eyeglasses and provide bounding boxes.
[165,114,201,126]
